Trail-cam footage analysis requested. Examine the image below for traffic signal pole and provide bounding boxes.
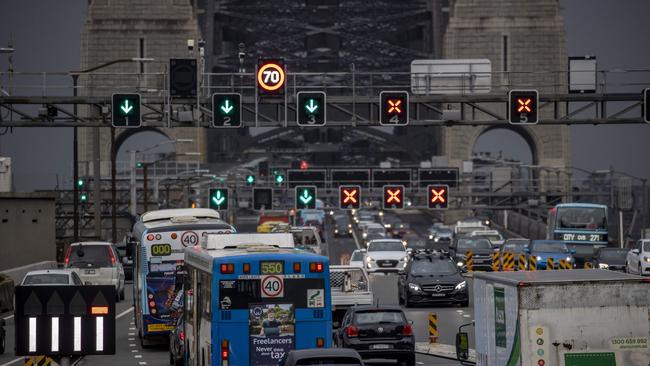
[143,163,149,212]
[72,74,79,242]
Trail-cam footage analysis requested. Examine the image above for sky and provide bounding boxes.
[0,0,649,191]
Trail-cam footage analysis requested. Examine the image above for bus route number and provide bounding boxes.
[261,275,284,298]
[180,231,200,247]
[151,244,172,256]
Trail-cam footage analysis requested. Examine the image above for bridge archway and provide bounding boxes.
[115,127,172,162]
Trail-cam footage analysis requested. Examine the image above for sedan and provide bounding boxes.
[21,269,83,286]
[591,248,628,271]
[279,349,364,366]
[398,253,468,307]
[526,240,575,269]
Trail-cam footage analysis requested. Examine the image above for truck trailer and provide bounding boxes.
[467,270,649,366]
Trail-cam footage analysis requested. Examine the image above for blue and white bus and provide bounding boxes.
[130,208,235,345]
[547,203,609,260]
[183,233,332,366]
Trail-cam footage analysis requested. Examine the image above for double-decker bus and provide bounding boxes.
[130,208,235,346]
[547,203,609,261]
[183,233,332,366]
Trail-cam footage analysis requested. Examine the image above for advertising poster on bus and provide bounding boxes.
[249,303,295,366]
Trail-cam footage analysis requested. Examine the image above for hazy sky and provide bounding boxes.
[1,0,649,191]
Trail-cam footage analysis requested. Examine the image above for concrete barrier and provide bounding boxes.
[415,342,476,363]
[1,260,59,284]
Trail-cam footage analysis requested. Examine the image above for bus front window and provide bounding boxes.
[558,207,606,230]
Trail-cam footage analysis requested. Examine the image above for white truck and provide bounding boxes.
[463,270,650,366]
[329,265,374,327]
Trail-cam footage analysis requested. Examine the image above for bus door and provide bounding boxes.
[185,268,198,366]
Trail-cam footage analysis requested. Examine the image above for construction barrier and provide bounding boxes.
[24,356,56,366]
[502,252,515,271]
[518,253,527,271]
[584,262,594,269]
[546,257,555,270]
[559,259,572,270]
[428,313,438,343]
[466,250,473,272]
[491,252,500,272]
[529,256,537,271]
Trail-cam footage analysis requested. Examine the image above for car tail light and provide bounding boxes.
[107,247,116,266]
[220,263,234,274]
[347,326,358,337]
[402,324,413,336]
[221,339,229,362]
[309,262,323,273]
[316,337,324,348]
[179,331,185,341]
[64,246,73,266]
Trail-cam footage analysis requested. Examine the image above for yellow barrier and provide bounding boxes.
[546,257,555,270]
[584,262,594,269]
[428,313,438,343]
[559,259,572,270]
[491,252,500,272]
[529,256,537,271]
[24,356,54,366]
[466,250,473,272]
[502,252,515,271]
[518,253,527,271]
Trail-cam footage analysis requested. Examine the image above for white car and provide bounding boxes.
[627,239,650,276]
[65,241,126,301]
[362,223,386,240]
[21,269,83,286]
[349,249,366,268]
[469,230,505,246]
[364,239,409,273]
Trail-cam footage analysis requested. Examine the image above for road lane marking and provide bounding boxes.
[130,343,136,347]
[138,362,147,365]
[128,337,135,341]
[132,349,139,353]
[116,306,134,319]
[129,327,136,330]
[128,332,135,336]
[0,358,22,366]
[134,355,142,359]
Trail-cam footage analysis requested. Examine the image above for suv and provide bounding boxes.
[364,239,408,273]
[64,242,126,301]
[450,237,494,271]
[335,306,415,366]
[627,239,650,275]
[398,252,468,307]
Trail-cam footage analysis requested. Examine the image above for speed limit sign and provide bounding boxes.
[261,275,284,298]
[257,59,286,95]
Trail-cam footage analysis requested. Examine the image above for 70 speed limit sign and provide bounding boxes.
[261,275,284,298]
[257,59,286,95]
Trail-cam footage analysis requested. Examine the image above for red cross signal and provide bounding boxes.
[517,98,532,113]
[383,185,405,210]
[508,89,538,124]
[380,91,409,125]
[339,185,361,209]
[388,99,402,114]
[427,185,449,209]
[343,189,358,203]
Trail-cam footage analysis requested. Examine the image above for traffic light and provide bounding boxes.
[77,178,85,188]
[427,185,449,210]
[246,174,256,186]
[339,185,361,210]
[169,58,197,98]
[253,188,273,210]
[382,185,404,210]
[643,88,650,123]
[295,186,317,210]
[380,91,409,125]
[212,93,242,128]
[297,91,326,126]
[274,171,286,186]
[111,93,141,127]
[508,89,539,124]
[257,58,286,95]
[208,188,229,210]
[79,192,88,202]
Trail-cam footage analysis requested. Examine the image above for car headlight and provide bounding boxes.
[379,211,384,217]
[457,261,464,267]
[385,224,391,228]
[329,210,334,216]
[565,256,573,262]
[402,240,407,246]
[348,224,352,228]
[365,256,374,263]
[428,234,434,240]
[644,257,650,263]
[485,220,490,226]
[599,263,609,269]
[455,281,467,291]
[334,229,339,234]
[536,256,542,261]
[408,283,421,292]
[434,237,439,242]
[402,256,409,263]
[362,233,367,238]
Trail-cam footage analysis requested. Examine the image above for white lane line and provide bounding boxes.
[134,355,142,359]
[128,337,135,341]
[138,362,147,365]
[2,314,14,320]
[128,332,135,336]
[132,349,139,353]
[116,306,134,319]
[0,358,23,366]
[129,327,136,330]
[130,343,136,347]
[463,314,471,318]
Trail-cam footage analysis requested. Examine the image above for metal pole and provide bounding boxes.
[72,74,79,242]
[143,163,149,212]
[111,127,117,244]
[130,151,137,217]
[93,125,101,239]
[643,179,648,239]
[619,210,624,248]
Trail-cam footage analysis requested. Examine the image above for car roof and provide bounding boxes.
[367,223,384,228]
[25,269,74,276]
[368,238,403,244]
[70,241,113,246]
[351,304,404,312]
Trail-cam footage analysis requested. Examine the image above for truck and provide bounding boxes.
[329,265,374,327]
[460,270,650,366]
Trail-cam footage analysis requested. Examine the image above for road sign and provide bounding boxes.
[331,169,371,188]
[253,188,273,210]
[643,88,650,123]
[373,169,411,188]
[508,89,539,124]
[169,58,197,97]
[257,58,286,95]
[297,91,326,126]
[212,93,242,128]
[339,185,361,210]
[383,185,405,210]
[295,186,317,210]
[261,275,284,298]
[287,169,327,188]
[427,185,449,209]
[208,188,229,210]
[380,91,409,125]
[111,93,141,128]
[246,174,256,186]
[419,168,459,188]
[274,171,286,186]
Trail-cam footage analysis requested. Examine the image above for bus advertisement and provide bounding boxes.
[130,208,235,345]
[183,233,332,366]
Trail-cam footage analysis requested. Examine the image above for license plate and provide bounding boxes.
[380,263,393,267]
[84,269,96,274]
[371,344,391,349]
[431,293,446,297]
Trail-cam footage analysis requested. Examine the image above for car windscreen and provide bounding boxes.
[598,249,628,260]
[457,226,484,234]
[437,229,453,237]
[296,358,363,366]
[532,242,569,253]
[457,238,492,251]
[23,274,69,285]
[410,259,457,276]
[367,227,384,235]
[502,244,526,253]
[368,241,404,252]
[644,242,650,252]
[407,240,431,250]
[351,251,365,261]
[354,310,405,325]
[68,245,112,268]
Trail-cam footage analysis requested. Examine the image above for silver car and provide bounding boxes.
[21,269,83,286]
[65,242,125,301]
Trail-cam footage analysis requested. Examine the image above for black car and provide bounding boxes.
[450,237,494,271]
[591,248,628,271]
[168,317,185,365]
[335,306,415,366]
[333,216,352,237]
[398,253,468,307]
[279,348,364,366]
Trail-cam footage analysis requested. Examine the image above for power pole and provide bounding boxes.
[130,151,137,217]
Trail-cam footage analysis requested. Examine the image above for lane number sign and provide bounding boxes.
[261,275,284,298]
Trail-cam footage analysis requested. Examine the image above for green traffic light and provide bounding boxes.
[246,175,255,184]
[305,98,319,114]
[136,162,143,168]
[275,175,284,184]
[119,98,135,116]
[219,99,234,115]
[77,179,84,187]
[80,193,88,202]
[211,190,226,206]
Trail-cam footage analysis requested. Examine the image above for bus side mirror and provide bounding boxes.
[456,331,469,361]
[126,239,136,258]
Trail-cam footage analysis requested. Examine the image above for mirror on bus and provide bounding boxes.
[456,331,469,361]
[126,238,136,259]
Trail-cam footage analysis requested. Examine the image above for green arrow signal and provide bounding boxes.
[220,99,234,115]
[305,98,319,114]
[246,175,255,184]
[120,99,134,115]
[275,175,284,183]
[299,189,313,205]
[212,190,225,206]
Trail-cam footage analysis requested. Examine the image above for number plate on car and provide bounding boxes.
[371,344,391,349]
[84,269,96,274]
[431,293,446,297]
[380,263,393,267]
